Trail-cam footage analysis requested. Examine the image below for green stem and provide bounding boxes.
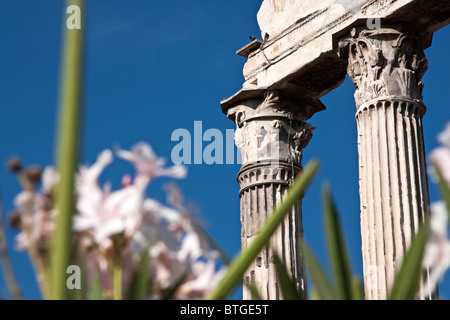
[113,262,122,300]
[50,0,84,300]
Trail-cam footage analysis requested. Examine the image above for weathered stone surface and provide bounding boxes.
[339,26,428,107]
[221,0,450,112]
[227,90,318,166]
[355,99,432,299]
[340,26,433,299]
[228,90,317,300]
[239,162,305,300]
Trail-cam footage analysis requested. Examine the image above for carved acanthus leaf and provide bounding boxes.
[340,27,428,106]
[231,91,315,165]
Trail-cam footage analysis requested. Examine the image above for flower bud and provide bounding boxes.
[26,166,42,184]
[8,211,22,229]
[7,157,22,173]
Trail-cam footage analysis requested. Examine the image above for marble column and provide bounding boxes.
[226,90,318,300]
[339,26,433,300]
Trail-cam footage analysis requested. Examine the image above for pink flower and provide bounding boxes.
[438,123,450,148]
[12,166,58,251]
[75,185,144,249]
[423,123,450,296]
[41,166,60,195]
[430,122,450,185]
[131,198,183,251]
[422,201,450,296]
[116,143,187,185]
[133,184,223,299]
[175,259,225,300]
[74,150,143,249]
[13,190,55,251]
[149,241,190,292]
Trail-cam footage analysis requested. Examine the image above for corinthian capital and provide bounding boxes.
[339,27,428,107]
[227,90,319,166]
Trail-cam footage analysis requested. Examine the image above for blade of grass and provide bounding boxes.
[351,277,364,300]
[388,220,430,300]
[207,160,320,300]
[301,241,335,300]
[88,276,104,300]
[113,262,122,300]
[323,185,355,300]
[128,250,150,300]
[273,253,304,300]
[50,0,85,300]
[247,282,263,300]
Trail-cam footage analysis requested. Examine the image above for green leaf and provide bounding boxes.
[273,253,304,300]
[50,0,85,300]
[301,241,336,300]
[323,185,355,300]
[88,276,104,300]
[388,220,430,300]
[308,286,321,300]
[351,277,364,300]
[207,160,320,300]
[128,250,150,300]
[247,282,263,301]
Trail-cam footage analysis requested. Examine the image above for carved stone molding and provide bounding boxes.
[227,90,315,167]
[339,27,428,107]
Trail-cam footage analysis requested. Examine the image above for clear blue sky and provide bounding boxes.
[0,0,449,300]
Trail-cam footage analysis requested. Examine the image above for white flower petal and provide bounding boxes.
[41,166,60,194]
[430,201,449,238]
[116,142,187,180]
[430,147,450,184]
[157,165,187,180]
[94,219,125,245]
[14,191,33,213]
[73,216,95,232]
[78,149,113,184]
[14,232,29,251]
[143,199,181,224]
[437,122,450,148]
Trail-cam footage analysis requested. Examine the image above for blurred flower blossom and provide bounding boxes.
[12,166,58,252]
[423,201,450,296]
[430,122,450,186]
[423,122,450,296]
[74,149,143,250]
[8,142,224,300]
[116,143,187,186]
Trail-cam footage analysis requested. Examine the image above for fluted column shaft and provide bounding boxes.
[356,99,430,299]
[340,26,433,299]
[238,162,304,299]
[227,90,320,300]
